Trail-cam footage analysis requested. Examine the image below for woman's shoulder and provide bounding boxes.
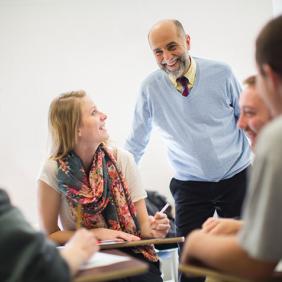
[38,157,58,182]
[38,157,60,192]
[41,157,58,172]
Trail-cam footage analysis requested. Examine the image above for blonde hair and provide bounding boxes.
[49,90,86,159]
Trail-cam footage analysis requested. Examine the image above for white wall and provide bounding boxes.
[0,0,273,225]
[273,0,282,15]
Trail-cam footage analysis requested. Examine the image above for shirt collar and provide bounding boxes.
[169,56,196,90]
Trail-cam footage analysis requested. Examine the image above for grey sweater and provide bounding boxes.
[0,189,71,282]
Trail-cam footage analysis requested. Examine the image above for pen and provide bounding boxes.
[160,202,169,213]
[76,203,82,229]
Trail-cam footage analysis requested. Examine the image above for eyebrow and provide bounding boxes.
[242,106,256,111]
[153,41,178,52]
[167,42,178,47]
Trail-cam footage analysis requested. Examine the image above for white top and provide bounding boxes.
[38,147,147,230]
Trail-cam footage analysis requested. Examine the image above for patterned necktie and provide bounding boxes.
[177,76,189,97]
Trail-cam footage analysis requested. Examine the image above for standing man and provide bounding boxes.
[181,14,282,280]
[125,19,251,282]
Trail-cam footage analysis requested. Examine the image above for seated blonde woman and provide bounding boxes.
[38,90,170,282]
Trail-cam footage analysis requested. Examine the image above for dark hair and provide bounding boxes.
[256,15,282,76]
[243,75,256,87]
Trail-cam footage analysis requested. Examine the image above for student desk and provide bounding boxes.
[179,263,282,282]
[74,237,184,281]
[74,249,148,282]
[98,237,184,250]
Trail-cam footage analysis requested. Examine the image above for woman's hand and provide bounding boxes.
[149,212,170,238]
[91,228,140,241]
[202,217,243,235]
[134,199,170,239]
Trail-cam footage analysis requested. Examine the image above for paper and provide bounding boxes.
[275,260,282,271]
[57,246,130,270]
[80,251,130,270]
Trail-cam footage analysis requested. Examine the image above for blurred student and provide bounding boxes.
[0,188,98,282]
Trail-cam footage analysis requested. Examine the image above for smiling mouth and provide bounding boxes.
[167,62,178,69]
[165,58,178,67]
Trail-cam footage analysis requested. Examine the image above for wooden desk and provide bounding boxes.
[74,250,148,282]
[99,237,184,250]
[179,263,282,282]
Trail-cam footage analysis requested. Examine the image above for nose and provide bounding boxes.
[162,49,173,62]
[101,112,107,121]
[237,114,247,129]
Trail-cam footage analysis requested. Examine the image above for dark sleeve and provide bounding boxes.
[0,189,71,282]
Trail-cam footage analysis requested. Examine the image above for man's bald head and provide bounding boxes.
[148,19,186,44]
[148,19,191,79]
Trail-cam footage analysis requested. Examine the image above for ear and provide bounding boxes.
[185,34,191,50]
[262,64,280,89]
[77,128,82,137]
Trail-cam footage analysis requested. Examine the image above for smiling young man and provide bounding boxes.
[125,19,251,282]
[237,75,271,151]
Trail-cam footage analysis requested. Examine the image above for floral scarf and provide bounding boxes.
[57,144,157,262]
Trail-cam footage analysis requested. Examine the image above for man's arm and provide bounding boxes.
[226,67,242,120]
[125,89,153,163]
[181,230,277,280]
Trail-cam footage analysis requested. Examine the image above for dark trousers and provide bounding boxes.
[110,248,162,282]
[170,167,249,282]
